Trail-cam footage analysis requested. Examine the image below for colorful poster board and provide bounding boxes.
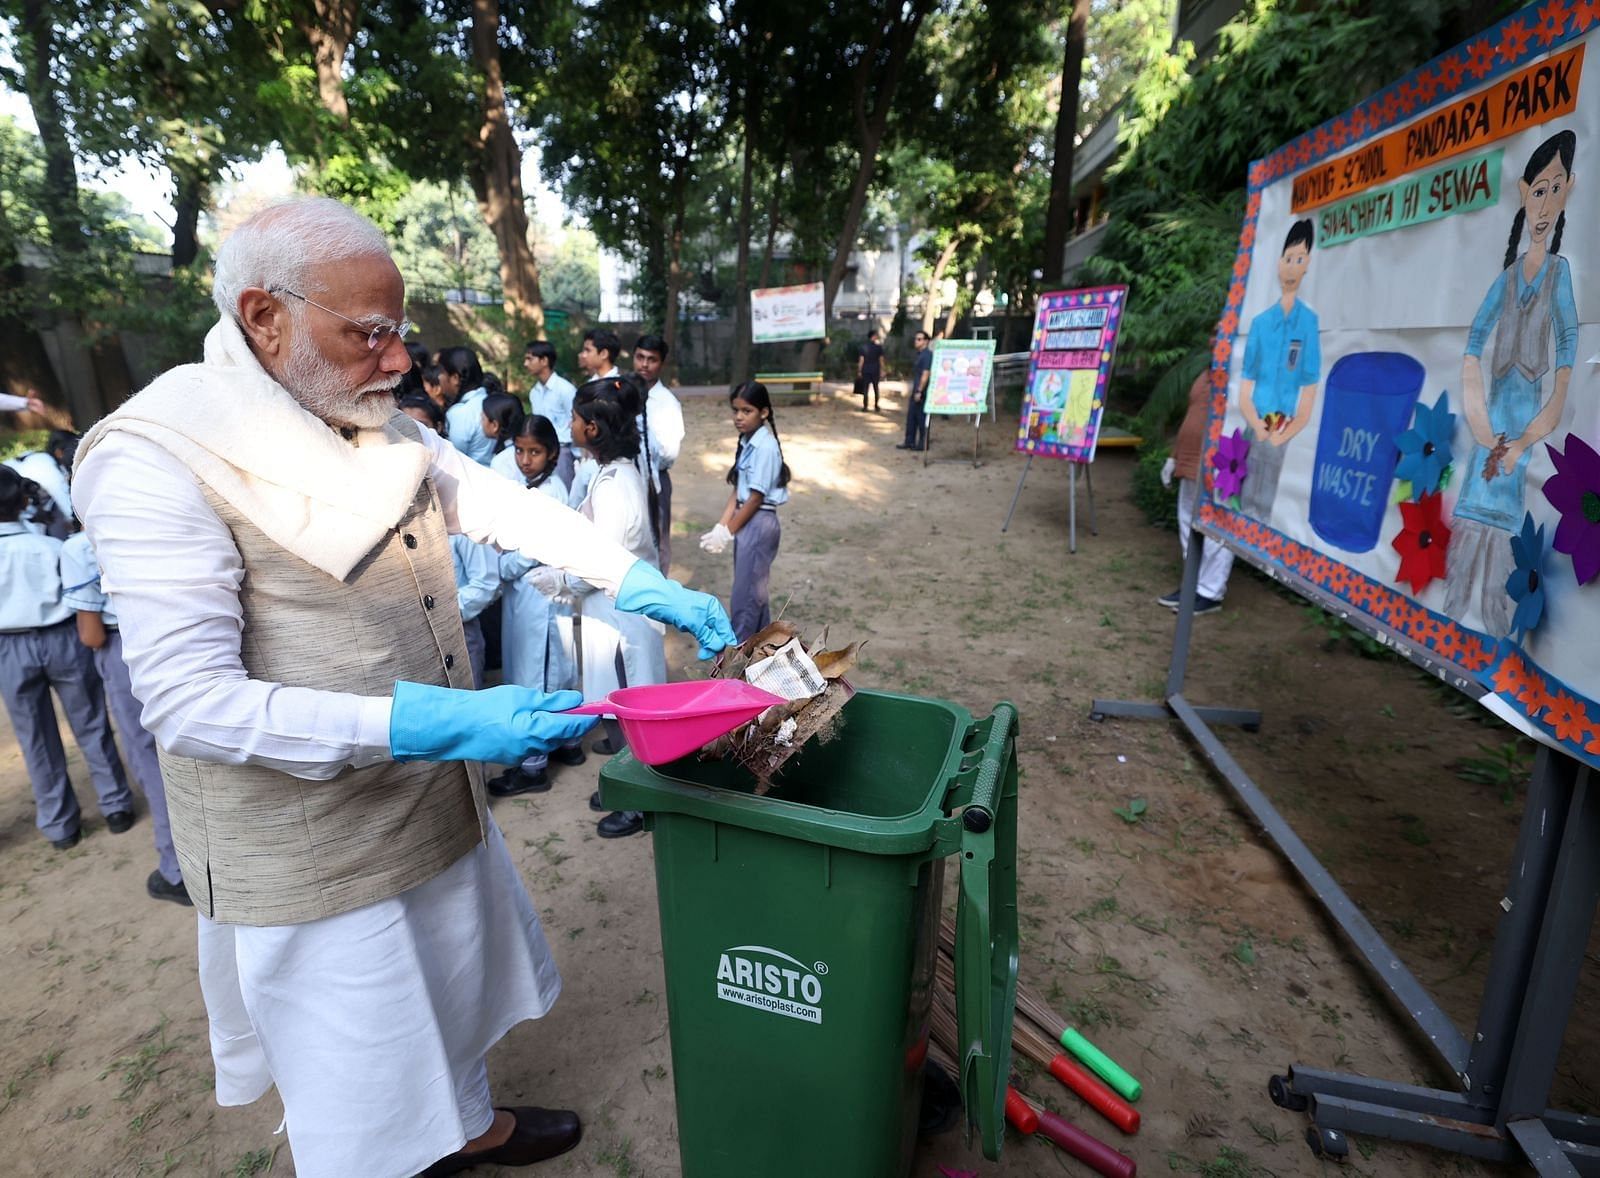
[1015,285,1128,462]
[926,339,996,415]
[1198,3,1600,767]
[750,282,825,343]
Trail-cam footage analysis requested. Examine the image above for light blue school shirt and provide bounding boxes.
[445,386,495,465]
[60,531,116,627]
[1241,298,1320,420]
[529,372,577,445]
[735,424,788,508]
[450,533,502,622]
[0,521,70,631]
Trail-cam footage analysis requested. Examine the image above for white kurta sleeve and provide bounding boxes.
[420,425,637,595]
[649,386,685,468]
[74,434,395,780]
[0,392,28,412]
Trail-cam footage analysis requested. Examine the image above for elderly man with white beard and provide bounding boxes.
[72,197,737,1178]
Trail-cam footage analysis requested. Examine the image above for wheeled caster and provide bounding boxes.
[1305,1125,1349,1160]
[1268,1073,1308,1111]
[1089,711,1106,723]
[1242,720,1262,734]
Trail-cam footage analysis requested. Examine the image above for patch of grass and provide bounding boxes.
[595,1136,638,1177]
[1399,815,1432,846]
[1455,739,1534,805]
[222,1146,279,1177]
[1112,797,1148,824]
[100,1018,182,1104]
[1197,1145,1255,1177]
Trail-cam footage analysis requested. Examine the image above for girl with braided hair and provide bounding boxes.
[1443,129,1578,635]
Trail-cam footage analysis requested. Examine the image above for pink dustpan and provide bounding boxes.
[565,681,787,765]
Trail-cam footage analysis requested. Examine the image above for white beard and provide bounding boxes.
[280,330,400,430]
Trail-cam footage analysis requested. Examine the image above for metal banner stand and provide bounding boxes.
[923,412,983,469]
[1001,456,1096,552]
[1090,528,1600,1173]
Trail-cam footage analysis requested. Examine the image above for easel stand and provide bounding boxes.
[1001,456,1097,552]
[1091,529,1600,1173]
[923,412,983,469]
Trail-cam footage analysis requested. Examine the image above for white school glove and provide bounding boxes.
[699,523,734,554]
[1160,456,1176,489]
[527,566,581,605]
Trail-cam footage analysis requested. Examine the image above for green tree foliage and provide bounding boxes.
[1078,0,1174,137]
[1083,0,1505,427]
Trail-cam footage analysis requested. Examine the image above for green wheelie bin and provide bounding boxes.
[599,689,1019,1178]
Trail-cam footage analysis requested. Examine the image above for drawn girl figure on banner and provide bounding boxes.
[1443,129,1577,636]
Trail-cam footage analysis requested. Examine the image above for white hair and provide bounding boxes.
[211,196,393,320]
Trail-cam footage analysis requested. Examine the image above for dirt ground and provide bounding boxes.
[2,380,1590,1177]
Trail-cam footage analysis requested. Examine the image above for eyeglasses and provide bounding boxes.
[273,288,413,351]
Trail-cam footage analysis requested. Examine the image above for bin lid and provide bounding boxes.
[947,704,1011,1152]
[950,702,1019,1161]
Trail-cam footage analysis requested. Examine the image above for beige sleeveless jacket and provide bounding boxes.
[155,415,487,926]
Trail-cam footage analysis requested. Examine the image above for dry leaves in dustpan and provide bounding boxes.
[700,622,864,792]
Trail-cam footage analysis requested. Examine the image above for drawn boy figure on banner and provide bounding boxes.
[1443,129,1578,636]
[1236,220,1322,519]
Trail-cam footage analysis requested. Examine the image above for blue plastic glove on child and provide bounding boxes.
[390,682,595,764]
[615,559,739,659]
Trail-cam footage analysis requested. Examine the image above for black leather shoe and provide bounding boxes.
[895,443,912,449]
[590,737,620,756]
[588,790,604,813]
[488,767,550,797]
[50,830,81,851]
[105,811,136,834]
[551,745,587,767]
[147,870,193,906]
[420,1107,582,1176]
[597,810,644,839]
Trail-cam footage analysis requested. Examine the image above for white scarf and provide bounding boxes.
[77,317,429,581]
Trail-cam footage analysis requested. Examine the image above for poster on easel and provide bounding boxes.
[1015,285,1128,462]
[926,339,996,414]
[750,282,825,343]
[1198,2,1600,767]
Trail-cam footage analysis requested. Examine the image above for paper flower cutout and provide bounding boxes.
[1542,435,1600,586]
[1395,392,1456,498]
[1392,491,1451,593]
[1212,428,1250,504]
[1505,512,1548,642]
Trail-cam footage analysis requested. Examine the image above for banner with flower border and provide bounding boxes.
[1014,285,1127,462]
[1197,1,1600,768]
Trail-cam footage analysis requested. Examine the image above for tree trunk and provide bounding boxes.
[19,0,82,254]
[921,237,959,334]
[730,80,756,386]
[469,0,544,337]
[801,0,929,369]
[171,166,208,269]
[821,2,928,310]
[1040,0,1089,288]
[757,171,782,289]
[292,0,361,124]
[663,207,685,368]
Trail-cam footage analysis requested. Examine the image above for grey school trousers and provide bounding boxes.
[0,620,132,842]
[731,509,781,642]
[96,630,182,884]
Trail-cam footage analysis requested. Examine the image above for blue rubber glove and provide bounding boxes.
[615,559,739,659]
[390,682,595,763]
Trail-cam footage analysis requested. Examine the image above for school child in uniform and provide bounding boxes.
[483,392,527,484]
[399,394,499,687]
[700,381,790,641]
[450,533,501,689]
[0,467,135,850]
[485,414,586,796]
[60,528,190,903]
[532,378,665,839]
